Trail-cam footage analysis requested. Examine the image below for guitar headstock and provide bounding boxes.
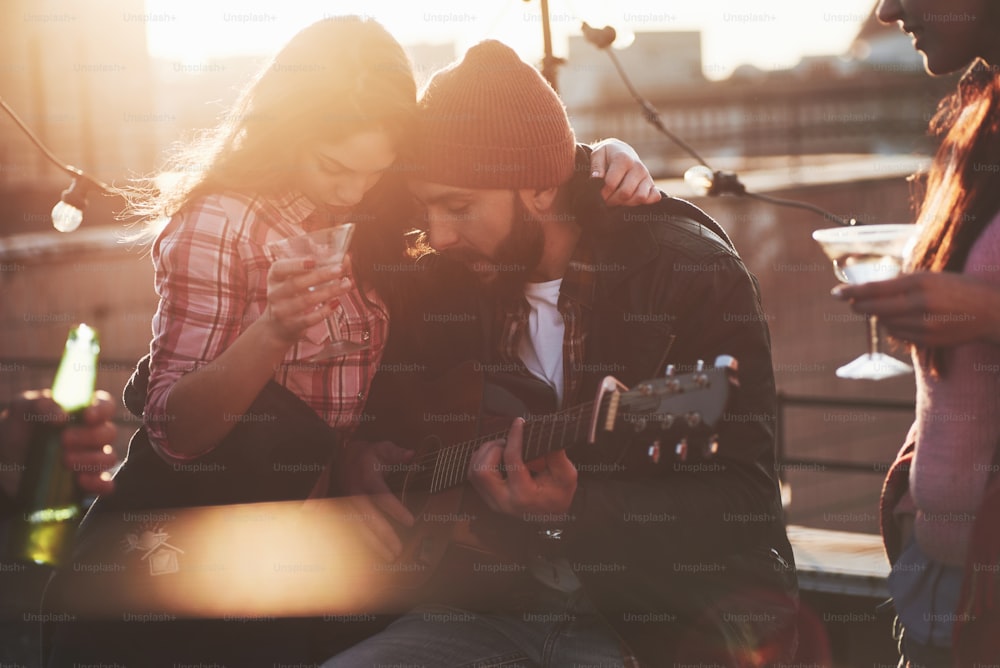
[593,355,738,464]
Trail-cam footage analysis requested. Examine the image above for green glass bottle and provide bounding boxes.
[7,324,100,567]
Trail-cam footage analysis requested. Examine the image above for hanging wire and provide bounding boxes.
[579,25,855,227]
[0,96,111,193]
[602,47,713,169]
[744,192,854,227]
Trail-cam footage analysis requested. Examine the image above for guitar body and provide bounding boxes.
[373,356,736,598]
[388,361,495,590]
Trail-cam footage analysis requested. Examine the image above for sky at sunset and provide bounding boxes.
[143,0,885,80]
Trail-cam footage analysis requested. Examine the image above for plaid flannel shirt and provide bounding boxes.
[145,191,388,461]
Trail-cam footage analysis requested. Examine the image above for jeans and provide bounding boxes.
[887,537,963,647]
[893,616,954,668]
[322,586,627,668]
[901,635,953,668]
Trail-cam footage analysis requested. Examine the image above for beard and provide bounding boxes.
[446,192,545,300]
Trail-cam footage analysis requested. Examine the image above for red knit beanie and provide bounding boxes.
[412,40,577,189]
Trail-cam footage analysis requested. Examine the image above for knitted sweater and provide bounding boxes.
[910,211,1000,565]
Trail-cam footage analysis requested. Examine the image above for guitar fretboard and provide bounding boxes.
[402,400,597,495]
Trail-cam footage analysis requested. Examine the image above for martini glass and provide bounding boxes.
[812,224,916,380]
[265,223,368,359]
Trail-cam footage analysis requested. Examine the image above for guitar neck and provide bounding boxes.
[408,401,597,496]
[387,359,734,499]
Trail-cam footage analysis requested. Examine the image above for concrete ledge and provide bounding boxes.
[787,524,890,599]
[0,225,135,263]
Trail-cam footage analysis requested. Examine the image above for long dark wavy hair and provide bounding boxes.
[909,59,1000,375]
[125,15,420,297]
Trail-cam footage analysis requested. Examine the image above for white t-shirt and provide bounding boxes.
[518,278,565,407]
[519,278,582,592]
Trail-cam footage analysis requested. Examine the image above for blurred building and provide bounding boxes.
[565,11,950,177]
[0,0,157,233]
[559,31,704,108]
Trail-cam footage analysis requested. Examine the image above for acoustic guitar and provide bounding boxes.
[376,355,739,591]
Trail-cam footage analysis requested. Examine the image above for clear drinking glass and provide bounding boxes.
[812,224,916,380]
[265,223,368,359]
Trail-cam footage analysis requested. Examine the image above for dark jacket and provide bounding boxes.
[362,166,799,665]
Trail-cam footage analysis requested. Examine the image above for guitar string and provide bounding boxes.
[413,402,593,494]
[408,400,594,470]
[387,382,701,495]
[415,381,715,493]
[402,374,698,478]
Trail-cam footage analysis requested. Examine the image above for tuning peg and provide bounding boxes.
[658,414,675,430]
[647,440,661,464]
[685,412,702,428]
[691,359,711,387]
[713,355,737,372]
[674,438,688,461]
[704,436,720,458]
[713,355,739,384]
[632,416,647,433]
[664,364,675,377]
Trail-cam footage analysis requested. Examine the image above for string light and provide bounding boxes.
[1,96,111,232]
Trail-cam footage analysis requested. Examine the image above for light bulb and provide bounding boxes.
[684,165,716,197]
[51,200,83,232]
[611,26,635,50]
[51,177,92,231]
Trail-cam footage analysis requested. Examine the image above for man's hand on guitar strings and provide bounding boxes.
[339,440,416,561]
[468,417,578,517]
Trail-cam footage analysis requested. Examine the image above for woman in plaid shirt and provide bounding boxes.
[134,17,415,466]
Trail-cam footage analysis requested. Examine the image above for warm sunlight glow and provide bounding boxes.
[143,0,881,80]
[63,499,397,619]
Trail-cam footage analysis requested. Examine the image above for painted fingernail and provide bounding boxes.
[831,286,845,298]
[591,170,601,178]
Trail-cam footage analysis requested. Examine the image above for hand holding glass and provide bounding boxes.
[265,224,368,359]
[812,224,916,380]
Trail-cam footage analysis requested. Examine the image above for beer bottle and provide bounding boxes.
[6,323,100,567]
